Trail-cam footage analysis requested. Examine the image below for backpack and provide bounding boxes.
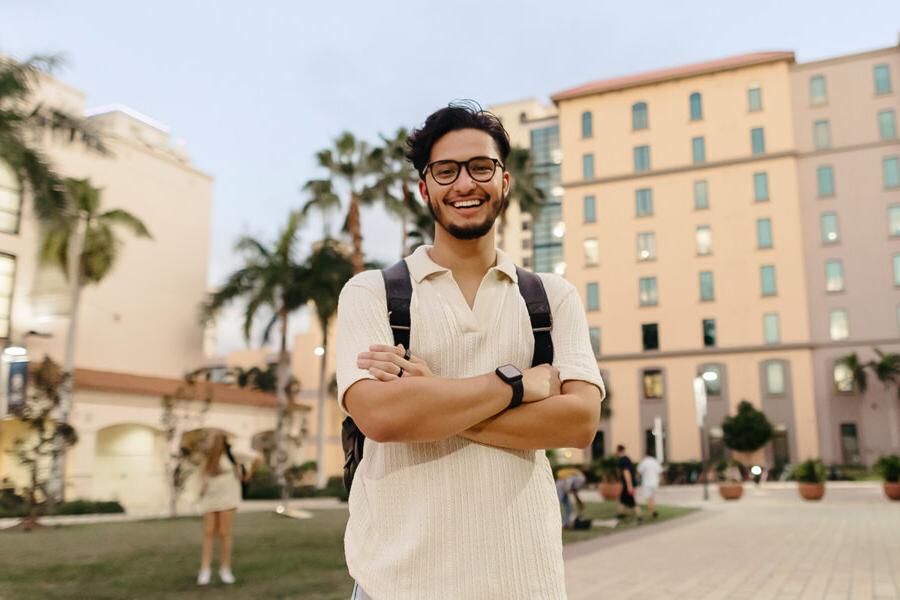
[341,258,554,492]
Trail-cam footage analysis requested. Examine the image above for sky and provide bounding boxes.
[3,0,899,355]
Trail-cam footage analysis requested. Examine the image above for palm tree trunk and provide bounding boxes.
[348,193,364,274]
[49,217,86,504]
[315,333,328,489]
[274,310,291,500]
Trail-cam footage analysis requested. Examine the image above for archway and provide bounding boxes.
[94,423,166,515]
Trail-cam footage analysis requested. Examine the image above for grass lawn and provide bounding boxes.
[0,502,694,599]
[561,501,697,545]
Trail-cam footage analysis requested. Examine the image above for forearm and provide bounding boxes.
[346,372,513,443]
[457,393,596,450]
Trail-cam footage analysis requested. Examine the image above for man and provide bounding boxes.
[615,444,642,522]
[636,453,663,519]
[335,102,605,599]
[555,466,587,529]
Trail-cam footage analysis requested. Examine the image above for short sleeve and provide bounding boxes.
[335,274,395,415]
[549,285,606,401]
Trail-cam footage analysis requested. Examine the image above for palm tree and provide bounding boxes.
[40,178,152,501]
[303,238,355,488]
[868,348,900,449]
[837,352,869,394]
[301,132,384,274]
[499,146,546,248]
[201,211,309,497]
[0,54,106,222]
[375,128,422,257]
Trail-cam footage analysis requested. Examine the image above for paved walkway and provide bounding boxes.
[565,483,899,600]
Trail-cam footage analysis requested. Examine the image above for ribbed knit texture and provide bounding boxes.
[336,246,605,600]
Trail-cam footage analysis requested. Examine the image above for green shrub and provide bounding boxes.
[665,461,703,485]
[722,400,773,453]
[244,466,282,499]
[875,454,900,483]
[590,457,619,483]
[715,460,745,483]
[0,499,124,518]
[792,459,827,483]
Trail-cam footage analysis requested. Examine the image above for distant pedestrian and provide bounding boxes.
[636,453,663,519]
[615,445,642,522]
[555,466,587,528]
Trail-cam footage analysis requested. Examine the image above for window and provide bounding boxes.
[825,260,845,292]
[521,220,530,231]
[581,111,593,138]
[763,313,780,344]
[885,157,899,188]
[642,323,659,351]
[810,75,827,105]
[894,253,900,286]
[521,238,531,250]
[689,92,703,121]
[582,153,595,180]
[642,368,663,398]
[700,365,722,395]
[766,362,786,395]
[702,319,716,347]
[760,265,777,296]
[586,282,600,311]
[751,127,766,155]
[754,172,769,201]
[589,327,601,358]
[817,166,835,197]
[748,83,762,112]
[692,136,706,164]
[813,120,832,149]
[821,212,840,244]
[584,238,599,267]
[694,180,709,210]
[889,205,900,237]
[880,110,897,141]
[840,423,861,465]
[830,308,849,341]
[874,64,892,95]
[696,225,712,255]
[0,254,14,338]
[639,277,658,306]
[0,161,22,235]
[699,271,714,301]
[635,188,653,216]
[632,102,648,130]
[757,218,773,249]
[633,145,651,172]
[522,256,531,268]
[637,232,656,261]
[583,195,596,223]
[834,362,854,393]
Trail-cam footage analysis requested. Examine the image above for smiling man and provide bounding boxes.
[335,102,605,599]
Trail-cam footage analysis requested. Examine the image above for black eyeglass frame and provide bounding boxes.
[423,156,505,186]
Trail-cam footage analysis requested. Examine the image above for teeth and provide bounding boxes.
[452,200,482,208]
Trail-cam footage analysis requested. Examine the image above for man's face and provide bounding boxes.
[418,128,510,241]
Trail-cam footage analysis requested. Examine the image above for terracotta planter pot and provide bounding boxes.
[599,482,623,501]
[718,483,744,500]
[884,482,900,501]
[798,482,825,501]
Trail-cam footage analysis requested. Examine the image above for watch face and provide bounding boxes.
[498,364,521,379]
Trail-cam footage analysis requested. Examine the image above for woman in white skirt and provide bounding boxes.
[196,430,257,586]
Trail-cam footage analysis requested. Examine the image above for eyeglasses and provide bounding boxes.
[424,156,504,186]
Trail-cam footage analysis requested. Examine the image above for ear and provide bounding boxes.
[502,170,511,197]
[418,178,429,201]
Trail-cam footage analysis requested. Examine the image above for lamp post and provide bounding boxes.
[693,376,709,501]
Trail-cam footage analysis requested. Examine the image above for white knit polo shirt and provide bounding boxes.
[335,245,605,600]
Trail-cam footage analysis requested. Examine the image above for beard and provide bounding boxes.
[427,191,509,241]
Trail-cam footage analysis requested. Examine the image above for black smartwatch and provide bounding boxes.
[495,364,524,409]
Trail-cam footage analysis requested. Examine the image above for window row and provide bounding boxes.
[809,64,893,106]
[810,110,896,150]
[636,361,789,400]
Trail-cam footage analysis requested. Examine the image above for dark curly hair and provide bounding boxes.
[405,100,511,179]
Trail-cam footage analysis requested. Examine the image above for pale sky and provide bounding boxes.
[3,0,899,355]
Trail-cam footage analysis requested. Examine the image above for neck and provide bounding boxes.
[428,226,497,280]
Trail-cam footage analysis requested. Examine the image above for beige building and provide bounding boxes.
[0,72,305,515]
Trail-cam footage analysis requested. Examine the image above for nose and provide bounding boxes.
[450,168,478,194]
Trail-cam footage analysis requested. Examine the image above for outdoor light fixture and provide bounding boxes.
[3,346,26,357]
[553,262,566,276]
[553,222,566,238]
[750,465,762,476]
[702,371,719,382]
[314,346,325,357]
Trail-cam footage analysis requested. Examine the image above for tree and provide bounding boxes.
[867,348,900,449]
[303,238,355,488]
[40,178,152,502]
[499,146,546,247]
[301,132,384,274]
[722,400,773,454]
[0,54,106,222]
[375,128,422,257]
[201,210,307,498]
[10,357,77,530]
[837,352,869,394]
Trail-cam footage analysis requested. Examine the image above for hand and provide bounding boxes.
[627,485,635,495]
[357,344,433,381]
[521,364,561,403]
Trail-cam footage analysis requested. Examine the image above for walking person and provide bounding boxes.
[195,430,257,586]
[336,102,606,599]
[615,444,642,522]
[636,453,663,519]
[555,466,587,529]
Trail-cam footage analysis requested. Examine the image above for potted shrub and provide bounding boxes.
[593,456,622,501]
[722,401,773,472]
[875,454,900,501]
[793,459,827,500]
[716,460,744,500]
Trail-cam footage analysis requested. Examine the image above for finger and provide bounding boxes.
[362,359,403,374]
[369,344,404,356]
[369,366,399,381]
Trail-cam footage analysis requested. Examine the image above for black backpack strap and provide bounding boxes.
[382,259,413,349]
[515,266,554,367]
